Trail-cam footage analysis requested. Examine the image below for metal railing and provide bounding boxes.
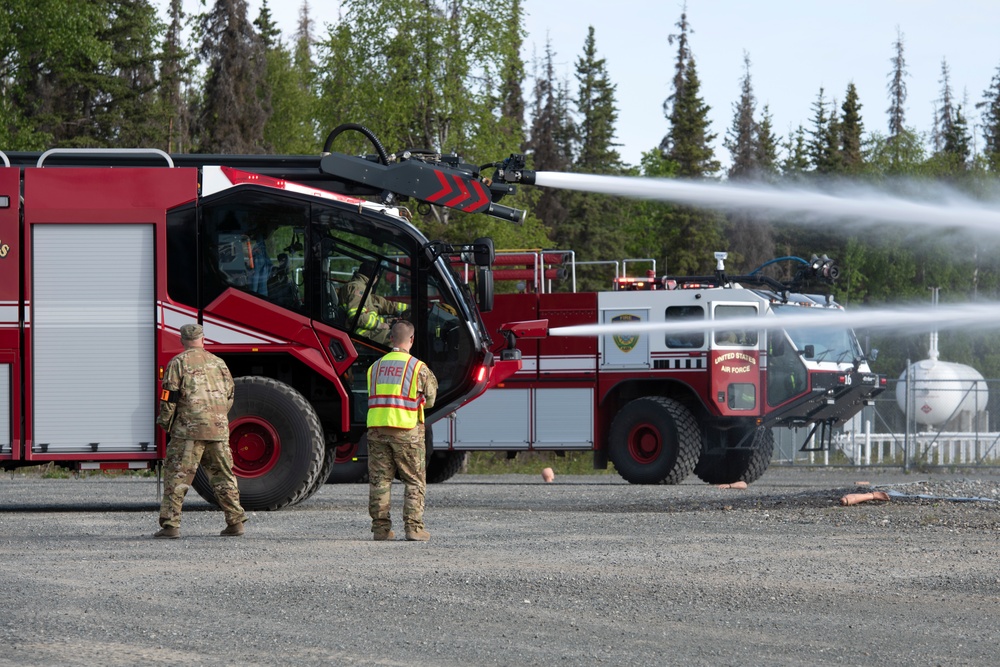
[773,377,1000,470]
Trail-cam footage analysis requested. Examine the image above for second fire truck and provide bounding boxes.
[432,250,887,485]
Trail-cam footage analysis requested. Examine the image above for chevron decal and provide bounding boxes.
[426,171,491,212]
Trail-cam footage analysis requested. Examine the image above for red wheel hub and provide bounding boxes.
[334,440,359,464]
[229,416,281,478]
[627,423,662,464]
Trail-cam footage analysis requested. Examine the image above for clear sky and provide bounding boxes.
[162,0,1000,168]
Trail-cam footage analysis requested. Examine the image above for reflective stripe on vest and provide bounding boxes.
[367,352,425,429]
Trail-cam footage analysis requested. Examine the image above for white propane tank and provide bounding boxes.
[896,358,989,426]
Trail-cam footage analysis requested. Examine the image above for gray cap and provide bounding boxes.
[179,324,204,341]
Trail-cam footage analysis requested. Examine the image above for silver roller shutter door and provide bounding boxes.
[0,364,9,451]
[32,224,155,453]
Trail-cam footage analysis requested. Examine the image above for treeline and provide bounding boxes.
[4,0,1000,376]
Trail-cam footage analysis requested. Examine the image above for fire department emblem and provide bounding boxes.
[611,314,640,353]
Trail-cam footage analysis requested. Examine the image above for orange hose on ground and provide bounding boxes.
[840,491,890,506]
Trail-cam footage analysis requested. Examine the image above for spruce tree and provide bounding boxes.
[259,1,318,153]
[807,88,842,173]
[929,59,971,174]
[660,4,691,152]
[723,54,774,270]
[724,52,757,179]
[665,58,719,177]
[552,26,624,285]
[780,125,810,178]
[840,83,864,173]
[98,0,168,148]
[886,28,907,141]
[880,28,923,174]
[198,0,270,153]
[977,63,1000,171]
[497,0,527,146]
[573,26,620,174]
[932,58,955,154]
[525,42,575,234]
[942,105,971,170]
[659,6,718,178]
[160,0,194,153]
[754,105,780,180]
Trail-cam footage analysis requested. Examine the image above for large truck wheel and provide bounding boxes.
[608,396,700,484]
[300,444,337,500]
[326,438,368,484]
[694,424,775,485]
[422,423,464,483]
[192,376,324,511]
[426,451,466,483]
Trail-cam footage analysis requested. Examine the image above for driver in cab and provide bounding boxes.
[339,260,408,345]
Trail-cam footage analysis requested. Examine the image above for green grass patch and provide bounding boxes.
[463,451,618,476]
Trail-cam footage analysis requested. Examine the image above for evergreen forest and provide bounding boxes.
[5,0,1000,378]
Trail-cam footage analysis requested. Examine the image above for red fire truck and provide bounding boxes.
[432,250,887,485]
[0,126,533,509]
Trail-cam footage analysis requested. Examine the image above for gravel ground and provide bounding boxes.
[0,467,998,667]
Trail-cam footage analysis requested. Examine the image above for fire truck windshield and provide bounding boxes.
[771,305,863,363]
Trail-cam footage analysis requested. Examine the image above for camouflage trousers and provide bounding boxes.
[159,438,247,529]
[367,425,426,534]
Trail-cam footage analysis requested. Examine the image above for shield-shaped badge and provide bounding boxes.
[612,313,640,353]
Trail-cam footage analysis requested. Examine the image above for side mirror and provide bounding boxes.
[803,344,815,359]
[869,348,879,362]
[473,237,495,267]
[476,267,494,312]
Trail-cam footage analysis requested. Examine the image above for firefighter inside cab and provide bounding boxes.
[338,260,408,345]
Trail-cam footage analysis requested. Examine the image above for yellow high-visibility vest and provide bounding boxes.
[367,351,426,429]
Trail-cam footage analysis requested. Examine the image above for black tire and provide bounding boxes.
[326,437,369,484]
[694,424,775,485]
[192,376,324,511]
[299,444,337,500]
[426,451,467,483]
[608,396,700,484]
[423,423,464,483]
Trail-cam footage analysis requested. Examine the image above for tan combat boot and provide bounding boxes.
[405,528,430,542]
[220,522,245,537]
[373,529,395,541]
[154,526,180,539]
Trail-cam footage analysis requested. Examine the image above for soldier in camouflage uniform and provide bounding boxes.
[366,320,438,541]
[153,323,247,539]
[339,260,407,346]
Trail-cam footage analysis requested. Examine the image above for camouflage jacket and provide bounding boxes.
[156,347,235,441]
[338,273,406,334]
[417,362,438,412]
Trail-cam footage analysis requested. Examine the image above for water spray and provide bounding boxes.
[531,171,1000,236]
[549,301,1000,338]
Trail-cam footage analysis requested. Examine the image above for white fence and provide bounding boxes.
[772,378,1000,469]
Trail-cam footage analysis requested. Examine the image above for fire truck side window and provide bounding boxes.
[664,306,705,349]
[313,208,414,340]
[166,204,198,308]
[767,332,807,406]
[713,305,758,347]
[201,194,309,312]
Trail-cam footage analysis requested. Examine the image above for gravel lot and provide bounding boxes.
[0,467,998,666]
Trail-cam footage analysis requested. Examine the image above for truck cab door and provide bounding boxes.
[709,303,761,416]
